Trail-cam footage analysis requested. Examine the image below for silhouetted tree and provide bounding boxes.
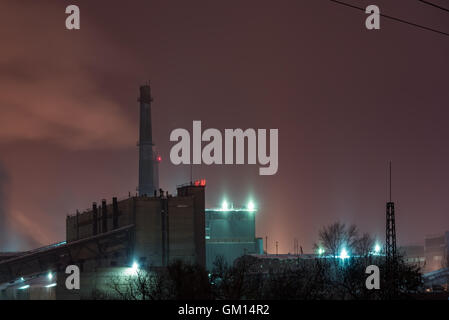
[210,255,262,299]
[316,222,359,257]
[166,260,212,300]
[106,267,172,300]
[104,260,212,300]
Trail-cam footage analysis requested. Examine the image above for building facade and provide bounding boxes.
[0,185,206,299]
[402,231,449,273]
[205,206,263,270]
[424,232,449,272]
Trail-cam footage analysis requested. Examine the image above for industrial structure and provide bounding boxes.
[402,232,449,273]
[205,201,263,270]
[66,185,206,268]
[385,162,397,284]
[0,180,206,300]
[402,231,449,291]
[137,84,159,196]
[0,85,207,299]
[0,84,262,299]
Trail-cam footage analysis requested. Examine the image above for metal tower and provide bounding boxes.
[138,84,159,196]
[386,162,397,274]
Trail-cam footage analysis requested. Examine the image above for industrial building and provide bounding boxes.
[402,231,449,273]
[205,201,263,270]
[424,232,449,272]
[0,84,261,299]
[66,185,206,269]
[0,85,202,299]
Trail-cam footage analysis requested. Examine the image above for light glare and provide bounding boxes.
[247,201,255,212]
[221,200,229,211]
[125,261,140,276]
[340,248,349,259]
[374,244,381,253]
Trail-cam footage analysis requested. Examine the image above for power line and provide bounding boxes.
[328,0,449,38]
[418,0,449,13]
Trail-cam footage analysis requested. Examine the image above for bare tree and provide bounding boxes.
[316,222,359,257]
[107,268,172,300]
[354,232,375,257]
[166,260,212,299]
[211,255,261,300]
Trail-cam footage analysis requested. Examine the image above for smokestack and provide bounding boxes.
[138,84,159,196]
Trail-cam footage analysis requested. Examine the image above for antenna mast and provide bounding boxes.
[386,161,398,292]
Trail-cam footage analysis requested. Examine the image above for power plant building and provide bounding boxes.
[0,85,261,299]
[205,205,263,270]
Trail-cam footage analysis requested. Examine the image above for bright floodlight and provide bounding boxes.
[47,272,53,280]
[18,285,30,290]
[125,261,139,276]
[45,283,57,288]
[374,244,381,254]
[340,248,349,259]
[247,201,255,212]
[318,247,325,255]
[221,200,229,211]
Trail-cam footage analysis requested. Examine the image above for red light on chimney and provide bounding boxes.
[156,156,162,162]
[194,180,200,186]
[200,179,206,186]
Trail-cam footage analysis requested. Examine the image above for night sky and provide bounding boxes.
[0,0,448,253]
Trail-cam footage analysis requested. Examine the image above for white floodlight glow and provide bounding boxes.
[339,248,349,259]
[45,283,57,288]
[47,272,53,280]
[221,200,229,211]
[318,247,325,255]
[18,285,30,290]
[374,243,381,254]
[247,201,255,212]
[125,261,139,276]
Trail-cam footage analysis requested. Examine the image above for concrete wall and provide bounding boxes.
[177,186,206,267]
[134,197,163,266]
[168,197,195,264]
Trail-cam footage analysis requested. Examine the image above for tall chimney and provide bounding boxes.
[138,84,159,196]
